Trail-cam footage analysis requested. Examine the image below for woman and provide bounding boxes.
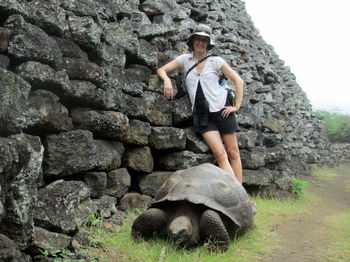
[156,24,244,184]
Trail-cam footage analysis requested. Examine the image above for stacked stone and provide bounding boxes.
[0,0,342,260]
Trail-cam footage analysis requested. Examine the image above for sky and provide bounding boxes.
[243,0,350,114]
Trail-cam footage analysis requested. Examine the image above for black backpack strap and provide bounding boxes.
[185,54,214,78]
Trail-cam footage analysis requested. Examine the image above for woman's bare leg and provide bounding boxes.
[201,131,235,176]
[222,133,243,183]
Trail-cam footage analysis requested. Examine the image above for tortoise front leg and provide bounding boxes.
[200,209,230,252]
[131,208,167,239]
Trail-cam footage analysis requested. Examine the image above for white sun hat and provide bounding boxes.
[187,23,215,50]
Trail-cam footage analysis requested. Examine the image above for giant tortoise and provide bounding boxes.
[131,163,256,252]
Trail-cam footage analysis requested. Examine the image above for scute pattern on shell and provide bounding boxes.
[152,163,255,229]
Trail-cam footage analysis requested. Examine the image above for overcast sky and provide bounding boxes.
[243,0,350,114]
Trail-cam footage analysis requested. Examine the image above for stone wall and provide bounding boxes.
[0,0,348,259]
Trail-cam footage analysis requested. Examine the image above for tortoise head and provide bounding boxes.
[168,215,192,244]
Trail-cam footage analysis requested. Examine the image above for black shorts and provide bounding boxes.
[199,110,240,135]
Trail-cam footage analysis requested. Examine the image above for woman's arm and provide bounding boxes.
[156,59,181,100]
[220,63,244,117]
[220,62,244,116]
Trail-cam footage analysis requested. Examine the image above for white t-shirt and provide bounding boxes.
[175,54,227,112]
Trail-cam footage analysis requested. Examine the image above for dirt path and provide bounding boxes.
[256,162,350,262]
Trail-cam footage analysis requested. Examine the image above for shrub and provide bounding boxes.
[315,110,350,143]
[291,178,309,198]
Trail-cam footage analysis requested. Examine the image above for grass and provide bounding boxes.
[78,215,272,262]
[76,194,311,262]
[317,172,350,262]
[312,167,338,180]
[65,166,349,262]
[320,211,350,262]
[304,166,350,262]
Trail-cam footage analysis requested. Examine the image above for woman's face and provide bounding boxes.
[193,36,209,52]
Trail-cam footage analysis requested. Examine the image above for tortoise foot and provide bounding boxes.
[200,209,230,252]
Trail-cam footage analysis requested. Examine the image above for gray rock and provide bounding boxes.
[0,134,43,249]
[123,146,154,173]
[103,210,125,232]
[185,128,210,153]
[43,130,98,177]
[33,255,57,262]
[71,107,129,141]
[0,192,3,224]
[104,89,148,119]
[150,0,190,21]
[103,22,137,53]
[82,172,107,198]
[94,140,124,171]
[90,195,117,218]
[62,80,106,108]
[67,14,102,49]
[0,1,29,19]
[137,39,158,69]
[159,47,182,67]
[240,147,266,169]
[105,66,143,96]
[124,119,151,146]
[172,96,192,126]
[104,168,131,199]
[138,171,173,197]
[237,130,259,149]
[127,65,152,85]
[272,171,293,192]
[237,112,258,128]
[153,13,173,25]
[0,54,10,69]
[111,0,139,14]
[144,91,172,126]
[262,133,283,147]
[34,180,91,234]
[140,0,167,15]
[24,90,73,134]
[158,151,215,171]
[137,1,182,21]
[137,24,177,39]
[56,57,104,86]
[31,227,71,256]
[92,42,126,67]
[120,11,151,29]
[59,0,118,19]
[243,169,274,186]
[262,119,285,134]
[52,36,88,59]
[266,147,287,163]
[0,234,29,262]
[4,14,62,65]
[71,231,92,250]
[119,193,153,211]
[15,61,70,94]
[0,69,31,136]
[149,126,186,150]
[27,0,69,36]
[147,74,165,94]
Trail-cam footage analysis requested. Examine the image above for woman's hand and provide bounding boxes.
[157,59,180,100]
[221,106,239,118]
[163,78,174,100]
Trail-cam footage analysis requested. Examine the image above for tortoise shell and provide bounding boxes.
[152,163,255,228]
